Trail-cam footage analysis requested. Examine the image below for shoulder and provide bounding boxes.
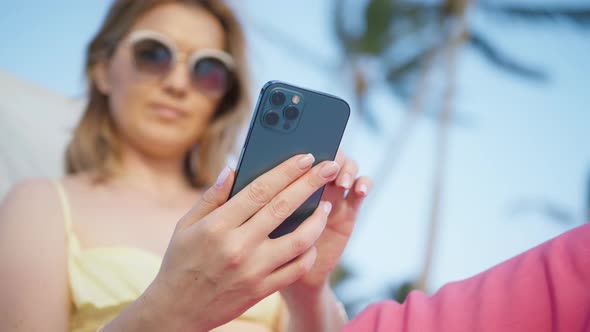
[0,178,71,330]
[0,177,65,233]
[0,177,69,275]
[1,177,60,211]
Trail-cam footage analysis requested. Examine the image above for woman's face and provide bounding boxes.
[98,3,227,159]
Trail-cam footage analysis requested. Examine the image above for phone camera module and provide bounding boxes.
[270,91,286,106]
[284,106,299,120]
[264,111,280,126]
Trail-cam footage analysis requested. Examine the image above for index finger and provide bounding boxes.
[211,153,316,228]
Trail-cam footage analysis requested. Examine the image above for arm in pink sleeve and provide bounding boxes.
[342,224,590,332]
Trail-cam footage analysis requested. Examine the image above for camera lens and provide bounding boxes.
[284,106,299,120]
[270,91,286,106]
[264,111,280,126]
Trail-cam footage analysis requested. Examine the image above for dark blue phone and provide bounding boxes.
[229,81,350,238]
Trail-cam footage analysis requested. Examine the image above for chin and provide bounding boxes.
[135,129,199,159]
[139,138,193,159]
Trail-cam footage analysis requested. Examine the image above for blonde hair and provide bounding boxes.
[66,0,250,187]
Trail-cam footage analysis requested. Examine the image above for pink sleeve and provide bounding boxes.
[341,223,590,332]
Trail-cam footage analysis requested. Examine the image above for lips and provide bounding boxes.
[150,102,190,121]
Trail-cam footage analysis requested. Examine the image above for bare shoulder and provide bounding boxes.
[0,179,72,329]
[0,177,69,251]
[3,177,55,198]
[0,178,63,226]
[1,173,95,213]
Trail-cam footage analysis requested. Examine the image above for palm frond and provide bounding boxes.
[508,199,576,225]
[330,264,353,287]
[391,280,417,303]
[385,46,438,100]
[333,0,356,54]
[468,31,547,80]
[386,50,432,82]
[481,3,590,27]
[338,0,444,56]
[363,0,396,54]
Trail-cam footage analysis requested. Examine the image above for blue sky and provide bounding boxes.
[1,0,589,310]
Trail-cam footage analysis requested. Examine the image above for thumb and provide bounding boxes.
[177,166,235,229]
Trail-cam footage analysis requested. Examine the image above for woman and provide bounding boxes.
[0,1,372,331]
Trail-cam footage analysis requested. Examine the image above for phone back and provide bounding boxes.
[230,81,350,238]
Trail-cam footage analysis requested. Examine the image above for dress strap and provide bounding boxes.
[53,180,81,254]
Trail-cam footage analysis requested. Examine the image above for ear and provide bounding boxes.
[93,60,111,95]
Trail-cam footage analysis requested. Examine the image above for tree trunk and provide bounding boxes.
[366,53,436,210]
[414,7,468,292]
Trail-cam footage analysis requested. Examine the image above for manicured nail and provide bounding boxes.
[358,184,368,196]
[322,201,333,215]
[215,166,230,187]
[297,153,315,169]
[340,173,352,189]
[320,162,340,179]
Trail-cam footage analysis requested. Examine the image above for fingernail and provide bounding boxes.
[320,162,340,179]
[340,173,352,189]
[322,201,332,215]
[297,153,315,170]
[358,184,368,195]
[215,166,230,187]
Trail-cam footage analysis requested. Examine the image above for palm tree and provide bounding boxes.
[238,0,590,306]
[333,0,590,297]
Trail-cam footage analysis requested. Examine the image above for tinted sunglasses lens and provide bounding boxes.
[192,57,231,97]
[132,38,172,75]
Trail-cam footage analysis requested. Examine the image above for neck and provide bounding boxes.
[112,141,192,197]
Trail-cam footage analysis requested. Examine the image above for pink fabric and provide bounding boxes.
[342,224,590,332]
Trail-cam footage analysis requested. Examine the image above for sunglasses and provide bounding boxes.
[127,30,235,98]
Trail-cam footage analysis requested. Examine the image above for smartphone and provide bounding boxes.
[229,80,350,238]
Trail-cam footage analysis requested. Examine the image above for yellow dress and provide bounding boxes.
[54,182,283,332]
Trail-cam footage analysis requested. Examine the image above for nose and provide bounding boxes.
[161,59,190,97]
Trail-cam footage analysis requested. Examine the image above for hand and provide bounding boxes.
[137,154,340,331]
[283,150,371,294]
